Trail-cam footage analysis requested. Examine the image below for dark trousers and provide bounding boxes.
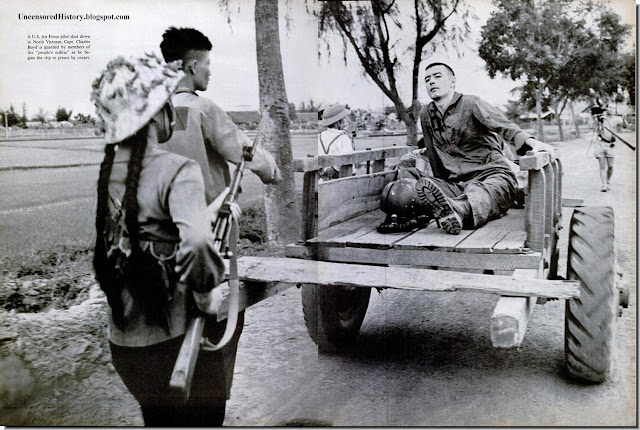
[110,311,244,427]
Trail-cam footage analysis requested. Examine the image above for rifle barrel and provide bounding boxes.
[603,126,636,151]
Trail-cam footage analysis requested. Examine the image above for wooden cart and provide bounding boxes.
[223,145,623,384]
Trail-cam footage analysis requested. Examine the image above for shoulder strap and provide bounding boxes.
[420,108,448,179]
[320,131,345,155]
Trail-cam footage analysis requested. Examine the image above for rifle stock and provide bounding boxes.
[169,316,205,401]
[169,132,262,401]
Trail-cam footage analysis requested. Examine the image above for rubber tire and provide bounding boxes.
[301,284,371,353]
[565,206,616,383]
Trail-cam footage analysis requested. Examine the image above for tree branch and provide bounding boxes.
[382,0,396,15]
[331,9,397,103]
[417,0,460,47]
[372,1,401,103]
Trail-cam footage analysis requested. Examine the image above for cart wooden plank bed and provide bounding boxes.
[219,144,620,384]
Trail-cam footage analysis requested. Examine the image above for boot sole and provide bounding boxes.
[415,178,462,235]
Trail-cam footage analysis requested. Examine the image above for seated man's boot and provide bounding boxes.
[415,178,472,235]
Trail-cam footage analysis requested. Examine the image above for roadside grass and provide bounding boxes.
[0,239,94,313]
[0,201,271,313]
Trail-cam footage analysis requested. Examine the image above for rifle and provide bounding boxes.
[169,134,260,402]
[602,125,636,151]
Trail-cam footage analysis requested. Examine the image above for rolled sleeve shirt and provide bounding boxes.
[420,93,531,183]
[166,88,279,204]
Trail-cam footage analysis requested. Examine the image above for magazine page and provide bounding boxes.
[0,0,636,426]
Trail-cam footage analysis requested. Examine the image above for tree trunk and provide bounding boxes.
[569,99,581,139]
[405,119,418,146]
[535,81,545,141]
[555,109,564,141]
[397,105,418,146]
[255,0,298,245]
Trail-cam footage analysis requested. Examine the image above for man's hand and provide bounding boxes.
[192,286,227,316]
[526,138,557,160]
[207,187,242,224]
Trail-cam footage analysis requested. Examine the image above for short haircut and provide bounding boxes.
[160,27,212,63]
[424,62,455,77]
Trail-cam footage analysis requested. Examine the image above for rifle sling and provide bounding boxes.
[201,220,240,352]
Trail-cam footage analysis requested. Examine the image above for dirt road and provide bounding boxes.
[226,132,637,426]
[0,132,635,426]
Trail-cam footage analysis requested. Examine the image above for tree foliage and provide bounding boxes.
[74,113,96,125]
[298,99,320,112]
[622,51,635,106]
[479,0,630,140]
[1,105,25,127]
[503,99,526,122]
[319,0,472,145]
[55,106,73,122]
[32,107,47,124]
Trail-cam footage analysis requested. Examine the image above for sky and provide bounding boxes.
[0,0,635,119]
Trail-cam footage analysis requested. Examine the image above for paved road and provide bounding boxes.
[0,134,403,257]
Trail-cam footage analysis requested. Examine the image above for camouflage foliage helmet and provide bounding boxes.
[380,178,421,220]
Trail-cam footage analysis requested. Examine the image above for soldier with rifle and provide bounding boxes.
[92,53,241,426]
[158,26,281,425]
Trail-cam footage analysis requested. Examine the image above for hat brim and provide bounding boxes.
[103,75,183,144]
[319,109,350,127]
[95,55,184,144]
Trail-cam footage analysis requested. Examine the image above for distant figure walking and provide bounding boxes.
[591,102,615,192]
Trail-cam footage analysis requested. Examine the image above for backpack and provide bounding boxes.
[96,195,179,332]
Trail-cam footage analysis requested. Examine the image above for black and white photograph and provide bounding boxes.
[0,0,636,426]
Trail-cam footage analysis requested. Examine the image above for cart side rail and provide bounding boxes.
[295,146,413,242]
[519,151,563,278]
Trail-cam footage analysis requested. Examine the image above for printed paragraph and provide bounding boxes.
[27,34,91,61]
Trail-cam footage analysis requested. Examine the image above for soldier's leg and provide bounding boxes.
[462,170,517,228]
[597,155,608,190]
[605,155,614,189]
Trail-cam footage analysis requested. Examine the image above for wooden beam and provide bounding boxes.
[526,166,547,252]
[317,146,411,168]
[285,244,543,272]
[519,151,551,171]
[300,170,318,242]
[561,197,583,207]
[215,281,295,322]
[234,257,580,299]
[490,269,538,348]
[292,147,412,172]
[293,156,318,173]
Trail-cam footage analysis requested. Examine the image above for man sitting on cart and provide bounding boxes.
[383,62,555,235]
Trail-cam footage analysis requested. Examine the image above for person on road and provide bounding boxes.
[159,27,281,204]
[591,102,615,192]
[317,103,355,181]
[387,62,554,235]
[92,53,240,426]
[158,28,282,425]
